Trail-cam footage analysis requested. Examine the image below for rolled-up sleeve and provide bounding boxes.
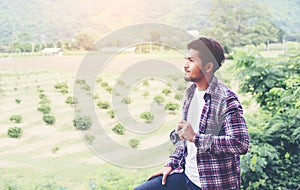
[194,97,250,155]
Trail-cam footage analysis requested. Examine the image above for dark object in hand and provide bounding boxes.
[170,129,180,145]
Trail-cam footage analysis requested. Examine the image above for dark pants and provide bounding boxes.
[134,172,201,190]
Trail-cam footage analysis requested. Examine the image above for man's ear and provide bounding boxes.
[205,62,214,73]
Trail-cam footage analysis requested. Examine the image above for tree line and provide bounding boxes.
[0,32,95,53]
[0,0,295,55]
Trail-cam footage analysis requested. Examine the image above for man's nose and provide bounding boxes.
[184,61,189,69]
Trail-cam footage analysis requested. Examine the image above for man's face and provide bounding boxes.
[184,49,206,83]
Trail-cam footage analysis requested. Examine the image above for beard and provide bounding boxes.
[184,75,192,82]
[184,74,202,82]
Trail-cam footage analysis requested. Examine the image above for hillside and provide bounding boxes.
[0,0,299,44]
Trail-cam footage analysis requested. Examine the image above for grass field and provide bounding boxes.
[0,54,188,189]
[0,53,257,189]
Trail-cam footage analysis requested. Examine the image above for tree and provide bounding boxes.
[34,44,42,52]
[234,46,300,189]
[56,41,62,48]
[9,41,22,53]
[204,0,281,52]
[74,33,94,50]
[64,41,71,50]
[17,32,34,52]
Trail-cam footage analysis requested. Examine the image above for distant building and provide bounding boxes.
[41,48,63,56]
[285,36,297,42]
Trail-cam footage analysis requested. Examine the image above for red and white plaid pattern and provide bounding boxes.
[165,76,250,190]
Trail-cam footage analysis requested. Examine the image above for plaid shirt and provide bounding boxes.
[165,76,250,190]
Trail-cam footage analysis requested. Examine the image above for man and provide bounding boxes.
[134,37,249,190]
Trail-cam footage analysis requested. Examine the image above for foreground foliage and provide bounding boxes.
[234,46,300,189]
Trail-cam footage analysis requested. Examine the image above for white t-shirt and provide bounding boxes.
[185,88,205,188]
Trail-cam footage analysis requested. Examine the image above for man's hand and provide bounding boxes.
[177,120,196,142]
[147,166,173,185]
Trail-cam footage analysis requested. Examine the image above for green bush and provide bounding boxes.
[177,84,187,92]
[75,79,86,85]
[117,79,126,87]
[107,109,115,118]
[39,97,50,104]
[15,98,21,104]
[75,79,92,91]
[154,95,165,104]
[7,127,23,138]
[93,94,100,100]
[43,114,56,125]
[97,101,110,109]
[234,47,300,189]
[121,97,132,104]
[140,111,154,123]
[174,93,183,100]
[81,84,91,91]
[106,86,113,93]
[101,82,109,88]
[162,88,171,96]
[59,88,68,94]
[142,91,150,97]
[165,102,180,111]
[129,139,140,148]
[112,123,125,135]
[96,77,102,83]
[52,145,59,153]
[37,105,51,114]
[73,116,92,130]
[39,93,47,99]
[84,134,95,145]
[37,88,44,93]
[65,96,78,106]
[143,80,149,86]
[54,82,68,90]
[10,115,22,123]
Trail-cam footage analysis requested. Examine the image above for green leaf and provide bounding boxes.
[284,152,290,159]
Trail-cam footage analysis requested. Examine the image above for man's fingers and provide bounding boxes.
[176,125,183,132]
[161,173,168,185]
[177,120,188,131]
[178,120,184,123]
[147,171,161,181]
